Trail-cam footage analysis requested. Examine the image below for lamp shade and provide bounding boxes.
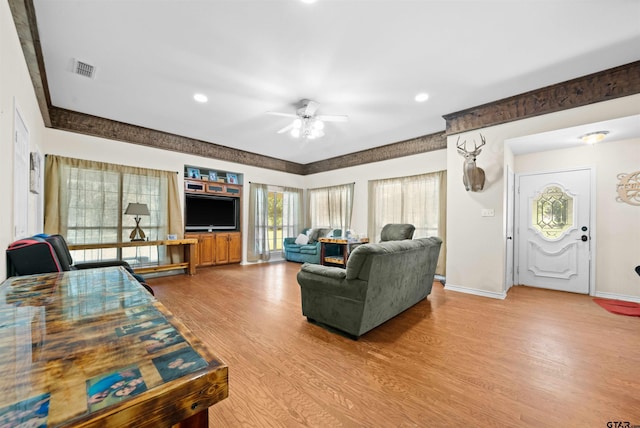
[125,203,150,216]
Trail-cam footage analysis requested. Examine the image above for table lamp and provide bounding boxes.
[125,203,150,241]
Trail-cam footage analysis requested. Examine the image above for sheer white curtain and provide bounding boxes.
[282,186,304,238]
[307,183,354,232]
[247,182,271,262]
[368,171,447,274]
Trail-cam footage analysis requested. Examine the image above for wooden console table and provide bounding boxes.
[319,237,369,267]
[68,239,198,275]
[0,267,228,427]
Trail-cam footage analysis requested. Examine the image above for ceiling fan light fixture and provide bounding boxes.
[313,119,324,130]
[292,118,302,129]
[579,130,609,144]
[291,128,301,138]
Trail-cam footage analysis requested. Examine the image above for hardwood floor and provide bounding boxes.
[147,262,640,427]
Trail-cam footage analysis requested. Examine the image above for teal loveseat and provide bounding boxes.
[283,228,340,264]
[296,236,442,338]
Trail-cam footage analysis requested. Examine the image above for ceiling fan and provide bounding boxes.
[266,99,348,139]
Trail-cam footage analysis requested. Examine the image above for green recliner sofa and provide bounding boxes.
[296,236,442,338]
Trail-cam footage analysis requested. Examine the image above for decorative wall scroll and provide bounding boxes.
[616,171,640,206]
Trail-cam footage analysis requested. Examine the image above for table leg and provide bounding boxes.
[320,242,327,265]
[172,409,208,428]
[187,242,197,275]
[342,244,348,266]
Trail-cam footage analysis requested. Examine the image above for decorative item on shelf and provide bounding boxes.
[125,203,150,241]
[227,173,238,184]
[218,178,225,183]
[201,175,208,181]
[456,134,486,192]
[187,167,200,179]
[209,171,217,181]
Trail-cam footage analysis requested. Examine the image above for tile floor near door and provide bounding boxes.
[147,262,640,427]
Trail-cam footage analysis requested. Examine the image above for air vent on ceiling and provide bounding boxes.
[73,60,96,78]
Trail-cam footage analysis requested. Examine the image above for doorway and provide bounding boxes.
[515,168,593,294]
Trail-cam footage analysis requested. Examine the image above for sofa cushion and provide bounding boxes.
[299,244,319,254]
[284,244,301,253]
[380,224,415,241]
[294,234,309,245]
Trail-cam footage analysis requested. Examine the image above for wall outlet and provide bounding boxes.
[481,208,495,217]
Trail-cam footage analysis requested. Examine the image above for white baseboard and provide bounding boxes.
[444,283,507,300]
[593,291,640,303]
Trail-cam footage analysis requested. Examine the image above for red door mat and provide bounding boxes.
[593,298,640,317]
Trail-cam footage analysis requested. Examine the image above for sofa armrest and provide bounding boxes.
[283,237,297,245]
[300,262,347,280]
[297,263,367,301]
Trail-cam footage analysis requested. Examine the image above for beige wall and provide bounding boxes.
[1,0,47,279]
[515,138,640,299]
[304,150,448,239]
[40,128,307,264]
[3,1,639,302]
[445,94,640,299]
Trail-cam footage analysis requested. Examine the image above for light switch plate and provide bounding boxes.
[481,208,495,217]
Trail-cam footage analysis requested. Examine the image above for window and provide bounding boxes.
[247,183,303,262]
[267,190,284,251]
[307,183,354,232]
[368,171,446,274]
[532,185,574,240]
[44,155,182,267]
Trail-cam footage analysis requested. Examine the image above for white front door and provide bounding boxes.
[517,168,592,294]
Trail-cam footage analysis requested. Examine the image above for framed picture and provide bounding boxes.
[186,167,200,179]
[227,173,238,184]
[209,171,217,181]
[29,150,42,194]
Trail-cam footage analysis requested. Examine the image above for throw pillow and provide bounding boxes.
[307,228,316,243]
[294,234,309,245]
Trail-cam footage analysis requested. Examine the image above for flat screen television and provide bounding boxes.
[185,194,239,231]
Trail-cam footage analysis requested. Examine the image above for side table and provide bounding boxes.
[319,237,369,267]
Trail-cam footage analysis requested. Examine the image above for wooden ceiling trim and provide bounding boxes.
[49,107,306,175]
[9,0,52,126]
[304,132,447,175]
[443,61,640,135]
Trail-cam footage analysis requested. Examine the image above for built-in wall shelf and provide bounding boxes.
[184,179,243,198]
[184,165,243,186]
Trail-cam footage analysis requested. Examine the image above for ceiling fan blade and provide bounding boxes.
[266,111,298,118]
[317,114,349,122]
[300,99,319,117]
[277,123,295,134]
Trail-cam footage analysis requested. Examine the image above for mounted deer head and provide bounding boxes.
[456,134,486,192]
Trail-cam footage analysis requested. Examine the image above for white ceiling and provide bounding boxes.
[508,114,640,155]
[33,0,640,164]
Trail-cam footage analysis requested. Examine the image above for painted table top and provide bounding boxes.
[0,267,227,427]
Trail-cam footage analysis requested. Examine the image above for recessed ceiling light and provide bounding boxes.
[301,0,317,4]
[193,93,208,103]
[415,92,429,102]
[579,130,609,144]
